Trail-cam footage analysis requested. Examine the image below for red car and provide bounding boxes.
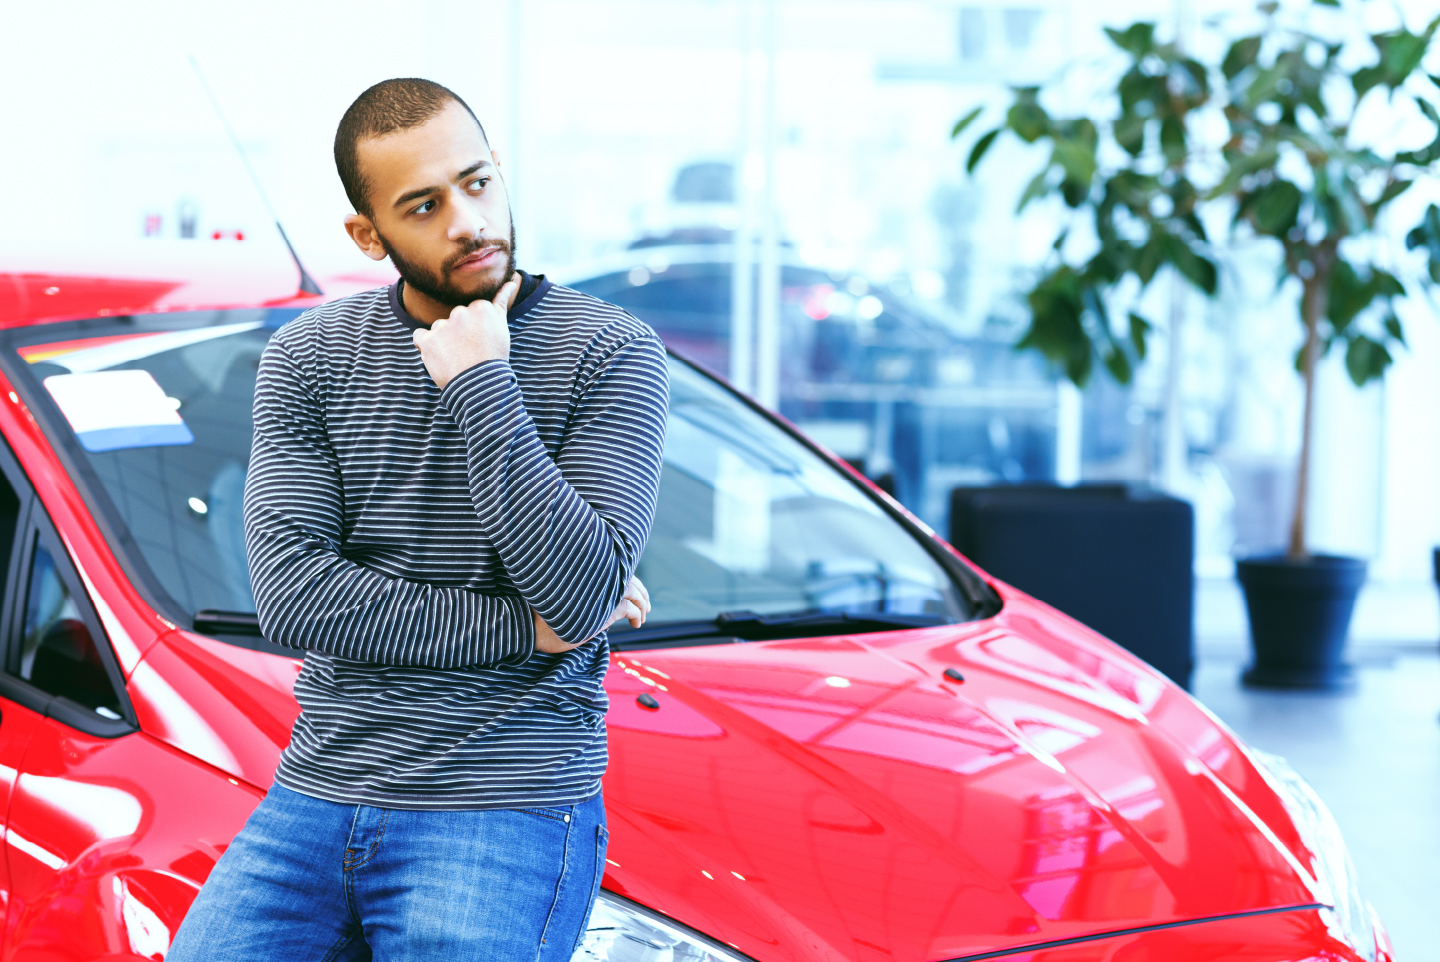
[0,260,1390,962]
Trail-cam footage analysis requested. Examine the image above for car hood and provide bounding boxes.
[598,597,1318,962]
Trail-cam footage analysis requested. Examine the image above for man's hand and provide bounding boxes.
[609,575,650,629]
[412,272,523,389]
[533,576,652,653]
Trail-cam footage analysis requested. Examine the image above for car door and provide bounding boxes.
[0,497,148,957]
[0,492,265,961]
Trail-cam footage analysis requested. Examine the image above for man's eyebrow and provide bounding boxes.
[392,160,494,210]
[456,159,492,180]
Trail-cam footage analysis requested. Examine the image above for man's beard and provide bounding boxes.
[380,221,517,308]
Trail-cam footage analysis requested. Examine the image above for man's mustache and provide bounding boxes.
[443,239,511,273]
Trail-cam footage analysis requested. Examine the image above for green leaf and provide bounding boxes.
[1207,145,1279,200]
[1384,313,1406,346]
[1376,179,1413,209]
[1344,335,1393,386]
[1021,267,1093,387]
[1353,64,1386,100]
[1179,59,1210,96]
[1372,268,1405,298]
[1293,335,1337,376]
[1102,345,1134,384]
[1246,179,1302,236]
[1181,211,1209,244]
[1405,204,1440,282]
[1017,168,1054,212]
[1128,313,1152,360]
[1007,87,1050,142]
[1114,111,1146,156]
[1362,17,1440,96]
[1119,69,1168,114]
[951,106,984,139]
[1053,138,1097,186]
[1105,22,1156,57]
[1223,36,1262,80]
[1060,179,1089,207]
[1159,115,1187,163]
[1136,231,1167,285]
[1314,0,1339,6]
[1326,259,1396,333]
[1166,234,1219,294]
[965,129,1000,173]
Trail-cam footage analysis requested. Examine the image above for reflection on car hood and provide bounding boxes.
[598,594,1318,962]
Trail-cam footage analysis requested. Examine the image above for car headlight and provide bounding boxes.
[1250,749,1376,962]
[574,890,752,962]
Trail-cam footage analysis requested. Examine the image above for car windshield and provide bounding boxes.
[2,309,978,644]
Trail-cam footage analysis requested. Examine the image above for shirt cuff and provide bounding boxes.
[438,360,526,438]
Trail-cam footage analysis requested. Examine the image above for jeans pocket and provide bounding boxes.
[569,824,609,957]
[519,807,572,823]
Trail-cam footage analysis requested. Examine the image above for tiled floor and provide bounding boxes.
[1191,645,1440,960]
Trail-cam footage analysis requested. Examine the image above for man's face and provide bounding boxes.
[353,101,515,307]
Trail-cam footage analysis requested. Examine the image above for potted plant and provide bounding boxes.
[955,1,1439,688]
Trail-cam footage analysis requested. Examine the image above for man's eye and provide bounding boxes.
[467,178,488,191]
[413,200,436,215]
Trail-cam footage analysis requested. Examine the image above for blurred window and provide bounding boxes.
[631,360,971,626]
[18,535,123,718]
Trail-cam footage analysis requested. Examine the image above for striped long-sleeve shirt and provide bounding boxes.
[243,273,669,809]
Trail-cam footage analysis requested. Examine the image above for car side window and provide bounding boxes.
[18,536,124,720]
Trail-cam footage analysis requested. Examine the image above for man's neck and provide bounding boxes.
[400,283,453,326]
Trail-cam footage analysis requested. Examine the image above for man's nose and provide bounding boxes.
[447,190,488,241]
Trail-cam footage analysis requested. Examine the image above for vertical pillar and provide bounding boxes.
[729,0,758,394]
[753,0,781,410]
[508,0,525,250]
[1055,380,1082,485]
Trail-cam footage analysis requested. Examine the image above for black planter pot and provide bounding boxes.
[1235,554,1367,691]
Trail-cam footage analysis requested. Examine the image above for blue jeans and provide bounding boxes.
[168,785,607,962]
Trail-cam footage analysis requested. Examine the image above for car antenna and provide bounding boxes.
[188,55,323,296]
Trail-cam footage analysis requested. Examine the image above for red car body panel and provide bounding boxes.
[0,263,1382,962]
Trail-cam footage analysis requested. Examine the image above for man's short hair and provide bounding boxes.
[335,78,488,219]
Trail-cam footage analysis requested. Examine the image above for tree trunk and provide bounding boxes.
[1289,263,1329,560]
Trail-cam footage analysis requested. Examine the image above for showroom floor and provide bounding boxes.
[1192,579,1440,962]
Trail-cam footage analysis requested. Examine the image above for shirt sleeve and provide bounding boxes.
[243,336,535,668]
[439,333,669,646]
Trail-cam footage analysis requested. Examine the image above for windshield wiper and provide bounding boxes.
[609,609,949,650]
[193,609,263,636]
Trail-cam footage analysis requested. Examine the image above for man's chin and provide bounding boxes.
[445,264,511,305]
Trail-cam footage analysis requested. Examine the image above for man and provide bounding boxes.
[168,78,669,960]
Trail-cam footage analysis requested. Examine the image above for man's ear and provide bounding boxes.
[344,213,388,262]
[491,148,503,172]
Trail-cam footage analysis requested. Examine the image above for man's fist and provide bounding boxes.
[412,272,522,389]
[533,576,653,653]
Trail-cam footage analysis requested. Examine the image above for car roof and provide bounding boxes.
[0,240,396,328]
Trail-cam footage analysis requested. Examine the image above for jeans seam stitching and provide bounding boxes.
[342,805,363,872]
[347,808,390,871]
[568,824,608,957]
[521,808,570,823]
[533,812,575,960]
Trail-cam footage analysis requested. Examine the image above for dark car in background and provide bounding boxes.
[557,239,1060,530]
